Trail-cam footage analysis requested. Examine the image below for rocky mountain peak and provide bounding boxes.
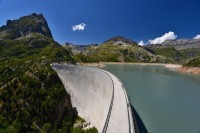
[62,42,98,55]
[0,13,53,40]
[162,39,189,46]
[104,36,137,45]
[161,38,200,50]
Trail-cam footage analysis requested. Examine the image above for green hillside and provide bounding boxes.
[73,43,173,63]
[143,45,185,62]
[0,13,97,133]
[0,33,76,132]
[184,57,200,67]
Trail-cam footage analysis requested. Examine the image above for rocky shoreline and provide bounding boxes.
[177,67,200,75]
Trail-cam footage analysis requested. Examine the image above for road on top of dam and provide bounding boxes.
[102,70,135,133]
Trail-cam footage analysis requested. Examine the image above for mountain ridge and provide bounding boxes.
[161,38,200,50]
[0,13,53,40]
[104,36,137,45]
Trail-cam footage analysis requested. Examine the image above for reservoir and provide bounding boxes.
[103,64,200,133]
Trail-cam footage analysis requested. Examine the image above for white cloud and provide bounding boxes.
[72,23,86,31]
[193,34,200,39]
[138,41,145,46]
[149,31,177,44]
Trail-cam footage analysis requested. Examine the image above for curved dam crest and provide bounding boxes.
[51,64,135,133]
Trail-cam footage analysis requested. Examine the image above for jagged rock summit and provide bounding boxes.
[62,43,98,54]
[104,36,137,45]
[161,38,200,50]
[0,13,53,40]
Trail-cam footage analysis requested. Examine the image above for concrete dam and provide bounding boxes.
[51,64,135,133]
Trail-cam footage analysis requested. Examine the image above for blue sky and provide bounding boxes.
[0,0,200,45]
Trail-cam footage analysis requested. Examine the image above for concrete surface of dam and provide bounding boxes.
[51,64,135,133]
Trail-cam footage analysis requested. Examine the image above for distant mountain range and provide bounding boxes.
[62,42,98,55]
[162,39,200,50]
[62,36,173,63]
[0,12,199,66]
[143,38,200,63]
[62,36,200,64]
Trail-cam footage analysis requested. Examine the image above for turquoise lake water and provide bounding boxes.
[103,64,200,133]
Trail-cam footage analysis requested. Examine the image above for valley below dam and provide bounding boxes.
[103,64,200,133]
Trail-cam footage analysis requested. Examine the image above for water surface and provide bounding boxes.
[103,64,200,133]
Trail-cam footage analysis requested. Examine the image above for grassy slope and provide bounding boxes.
[153,46,179,58]
[184,57,200,67]
[179,48,200,59]
[144,45,200,65]
[73,43,173,63]
[144,45,185,62]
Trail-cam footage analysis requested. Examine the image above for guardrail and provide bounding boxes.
[100,68,135,133]
[100,70,115,133]
[113,75,135,133]
[82,66,115,133]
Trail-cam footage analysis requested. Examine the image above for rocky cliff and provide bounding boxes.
[104,36,137,45]
[62,43,98,55]
[162,39,200,50]
[0,13,53,40]
[143,39,200,63]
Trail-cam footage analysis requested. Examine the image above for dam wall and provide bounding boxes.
[51,64,113,132]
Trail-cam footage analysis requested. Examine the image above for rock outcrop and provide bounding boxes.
[143,38,200,62]
[0,13,53,40]
[162,39,200,50]
[62,43,98,55]
[104,36,137,45]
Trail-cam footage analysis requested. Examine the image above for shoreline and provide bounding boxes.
[177,67,200,75]
[79,62,181,68]
[79,62,200,75]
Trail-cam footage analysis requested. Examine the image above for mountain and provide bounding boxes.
[162,39,200,50]
[70,37,173,63]
[104,36,137,45]
[143,44,183,61]
[0,13,95,132]
[0,13,53,40]
[62,43,98,55]
[143,39,200,63]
